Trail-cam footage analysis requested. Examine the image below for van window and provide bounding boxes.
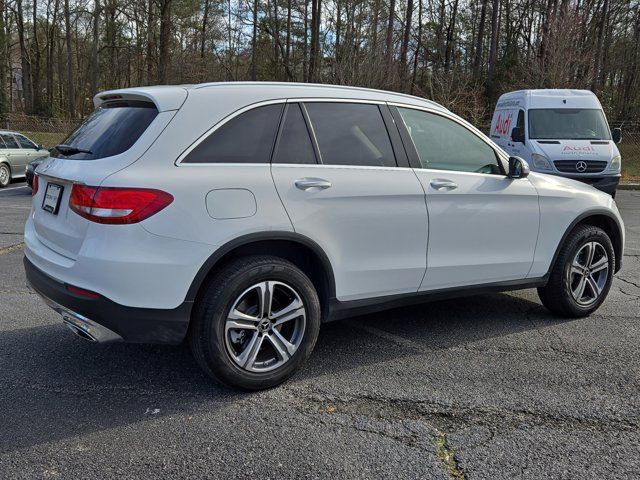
[272,104,317,164]
[529,109,611,140]
[51,100,159,160]
[184,104,283,164]
[304,103,396,167]
[398,107,501,174]
[516,110,525,131]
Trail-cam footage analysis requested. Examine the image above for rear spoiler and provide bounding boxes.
[93,87,189,112]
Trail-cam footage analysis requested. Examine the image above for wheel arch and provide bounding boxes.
[551,210,624,274]
[185,232,336,319]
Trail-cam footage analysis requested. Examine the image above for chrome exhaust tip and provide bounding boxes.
[63,319,98,342]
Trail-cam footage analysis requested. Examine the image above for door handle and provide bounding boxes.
[430,179,458,191]
[294,178,332,191]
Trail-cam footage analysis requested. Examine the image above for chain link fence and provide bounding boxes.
[2,113,639,182]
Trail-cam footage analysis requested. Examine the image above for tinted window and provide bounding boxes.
[305,103,396,167]
[51,100,158,160]
[1,134,19,149]
[184,104,283,164]
[272,104,316,164]
[16,135,37,149]
[398,107,500,174]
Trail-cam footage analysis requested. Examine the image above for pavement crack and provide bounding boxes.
[435,429,466,479]
[0,242,24,255]
[616,276,640,290]
[286,389,639,435]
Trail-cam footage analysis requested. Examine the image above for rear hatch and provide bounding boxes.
[32,94,182,259]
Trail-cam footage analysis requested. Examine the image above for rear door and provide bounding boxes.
[271,101,428,302]
[392,106,540,290]
[0,133,26,175]
[15,134,45,164]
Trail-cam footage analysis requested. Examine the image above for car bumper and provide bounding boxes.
[568,175,620,196]
[24,256,192,344]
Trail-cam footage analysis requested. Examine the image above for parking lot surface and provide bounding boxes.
[1,182,639,479]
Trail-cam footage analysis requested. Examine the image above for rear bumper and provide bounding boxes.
[24,256,192,344]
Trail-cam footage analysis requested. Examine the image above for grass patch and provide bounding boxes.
[20,131,67,149]
[619,143,640,183]
[435,430,466,479]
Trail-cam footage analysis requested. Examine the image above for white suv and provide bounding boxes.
[24,83,625,389]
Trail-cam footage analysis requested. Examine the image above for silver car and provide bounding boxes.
[0,131,49,188]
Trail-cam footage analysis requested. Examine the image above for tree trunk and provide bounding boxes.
[385,0,395,86]
[157,0,172,83]
[201,0,210,58]
[592,0,609,92]
[63,0,75,116]
[251,0,258,80]
[473,0,488,78]
[90,0,101,95]
[146,0,155,83]
[399,0,413,87]
[487,0,500,91]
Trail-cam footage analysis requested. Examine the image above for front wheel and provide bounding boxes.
[0,163,10,188]
[189,255,321,390]
[538,225,615,317]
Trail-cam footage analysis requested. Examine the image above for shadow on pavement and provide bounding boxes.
[0,291,571,453]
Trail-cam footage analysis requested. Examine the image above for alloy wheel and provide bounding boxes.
[224,281,306,373]
[0,165,8,185]
[568,241,609,307]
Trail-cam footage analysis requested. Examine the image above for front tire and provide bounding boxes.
[189,255,321,390]
[538,225,615,317]
[0,163,10,188]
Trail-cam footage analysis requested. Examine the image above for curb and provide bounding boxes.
[618,183,640,190]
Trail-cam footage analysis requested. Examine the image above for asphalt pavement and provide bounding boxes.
[1,181,639,479]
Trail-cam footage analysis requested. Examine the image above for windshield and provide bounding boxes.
[528,108,611,140]
[51,100,158,160]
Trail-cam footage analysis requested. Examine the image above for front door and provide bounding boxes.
[272,101,428,301]
[393,106,540,291]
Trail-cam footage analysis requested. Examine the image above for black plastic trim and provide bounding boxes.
[25,256,192,344]
[547,209,624,274]
[326,276,548,321]
[185,231,337,303]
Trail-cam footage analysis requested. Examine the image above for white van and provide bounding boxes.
[490,89,621,196]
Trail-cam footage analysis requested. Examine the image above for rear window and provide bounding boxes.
[51,100,158,160]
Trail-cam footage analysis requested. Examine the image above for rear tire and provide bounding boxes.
[538,225,614,317]
[0,163,10,188]
[189,255,321,390]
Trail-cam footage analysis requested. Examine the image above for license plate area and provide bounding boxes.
[42,182,64,214]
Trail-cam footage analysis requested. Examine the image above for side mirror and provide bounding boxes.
[37,144,43,150]
[511,127,525,143]
[612,128,622,144]
[508,156,530,179]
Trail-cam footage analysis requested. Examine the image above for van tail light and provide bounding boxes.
[32,175,38,195]
[69,185,173,224]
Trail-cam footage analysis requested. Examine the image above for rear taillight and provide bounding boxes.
[69,185,173,224]
[32,175,38,195]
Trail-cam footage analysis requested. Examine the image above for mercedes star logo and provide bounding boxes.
[575,161,588,173]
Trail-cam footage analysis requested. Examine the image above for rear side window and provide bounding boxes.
[304,103,396,167]
[272,104,317,164]
[51,100,158,160]
[1,134,19,148]
[184,104,283,164]
[16,135,37,149]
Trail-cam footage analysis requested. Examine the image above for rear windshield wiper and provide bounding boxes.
[53,144,93,155]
